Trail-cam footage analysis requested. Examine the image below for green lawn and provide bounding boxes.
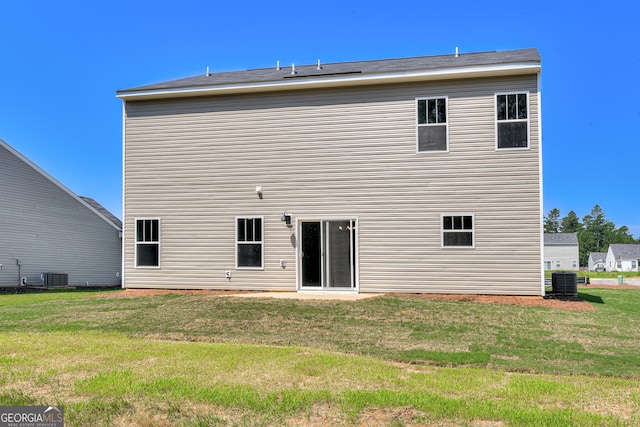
[1,288,639,426]
[544,270,640,279]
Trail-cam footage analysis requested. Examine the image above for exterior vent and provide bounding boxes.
[551,272,577,298]
[42,273,69,288]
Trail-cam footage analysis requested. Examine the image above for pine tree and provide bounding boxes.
[559,211,582,233]
[543,208,560,233]
[579,205,615,266]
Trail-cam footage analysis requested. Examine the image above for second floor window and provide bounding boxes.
[496,93,529,149]
[417,97,448,152]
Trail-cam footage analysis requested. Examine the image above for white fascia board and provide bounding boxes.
[117,62,541,101]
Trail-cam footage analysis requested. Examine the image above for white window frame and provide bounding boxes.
[441,213,475,249]
[416,97,449,153]
[135,218,160,268]
[235,216,264,270]
[495,92,530,150]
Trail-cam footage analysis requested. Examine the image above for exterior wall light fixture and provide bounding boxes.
[281,212,292,227]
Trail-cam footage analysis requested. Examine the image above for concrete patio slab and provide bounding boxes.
[227,291,384,301]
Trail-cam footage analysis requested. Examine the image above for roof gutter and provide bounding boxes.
[117,62,540,101]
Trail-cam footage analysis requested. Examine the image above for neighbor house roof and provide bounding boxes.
[0,138,122,232]
[588,252,607,262]
[608,244,640,259]
[80,197,122,230]
[117,48,541,101]
[544,233,578,245]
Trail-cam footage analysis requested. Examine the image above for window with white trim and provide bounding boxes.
[417,97,448,152]
[496,92,529,149]
[236,217,263,269]
[442,214,474,247]
[135,218,160,267]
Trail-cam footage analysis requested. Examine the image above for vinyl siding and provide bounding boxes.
[606,250,640,272]
[543,245,579,271]
[123,75,542,294]
[0,143,122,287]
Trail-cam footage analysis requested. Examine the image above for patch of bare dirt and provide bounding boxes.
[586,284,639,290]
[92,286,632,311]
[95,288,257,298]
[390,292,595,311]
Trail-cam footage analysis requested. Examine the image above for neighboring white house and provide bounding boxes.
[543,233,579,271]
[588,252,607,271]
[117,48,543,295]
[0,138,122,288]
[606,244,640,272]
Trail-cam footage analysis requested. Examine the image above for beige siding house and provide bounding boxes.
[117,48,543,295]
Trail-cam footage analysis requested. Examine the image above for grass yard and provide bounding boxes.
[544,270,640,279]
[0,288,639,426]
[583,271,640,279]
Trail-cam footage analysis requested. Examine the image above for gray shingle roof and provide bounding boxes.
[544,233,578,245]
[118,48,540,95]
[588,252,607,262]
[80,197,122,230]
[609,244,640,259]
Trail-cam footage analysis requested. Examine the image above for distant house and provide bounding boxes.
[117,48,543,295]
[0,138,122,287]
[588,252,607,271]
[543,233,579,270]
[606,244,640,272]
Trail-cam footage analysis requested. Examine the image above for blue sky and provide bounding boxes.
[1,1,638,236]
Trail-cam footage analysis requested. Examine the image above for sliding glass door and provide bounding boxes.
[299,219,357,290]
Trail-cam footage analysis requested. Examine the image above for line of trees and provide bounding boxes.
[544,205,638,266]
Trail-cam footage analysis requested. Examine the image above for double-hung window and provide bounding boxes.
[236,217,263,269]
[442,214,474,248]
[135,218,160,267]
[417,97,448,152]
[496,92,529,149]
